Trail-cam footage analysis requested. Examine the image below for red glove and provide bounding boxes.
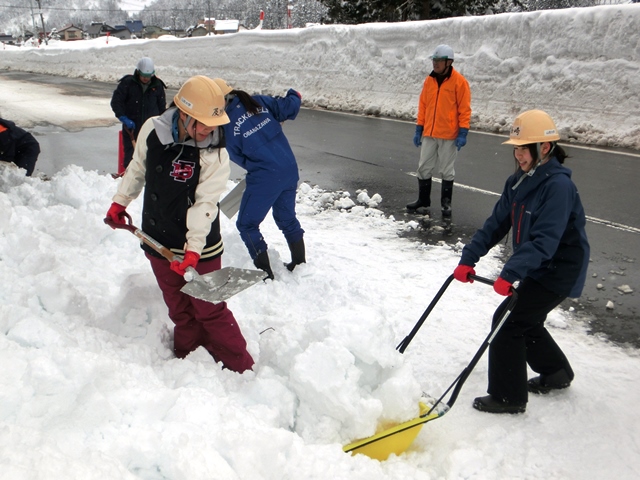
[493,277,513,296]
[453,265,475,283]
[170,251,200,276]
[106,202,127,228]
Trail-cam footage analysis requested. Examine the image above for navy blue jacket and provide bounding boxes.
[460,157,590,298]
[0,118,40,176]
[223,89,301,190]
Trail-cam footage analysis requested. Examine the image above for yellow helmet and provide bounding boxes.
[502,109,560,145]
[212,78,233,95]
[174,75,230,127]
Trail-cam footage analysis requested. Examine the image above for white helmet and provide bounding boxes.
[136,57,155,76]
[431,44,454,61]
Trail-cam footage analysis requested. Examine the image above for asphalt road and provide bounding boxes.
[3,71,639,348]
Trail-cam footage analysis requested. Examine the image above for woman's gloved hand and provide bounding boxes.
[493,277,513,296]
[105,202,128,227]
[453,264,475,283]
[171,251,200,276]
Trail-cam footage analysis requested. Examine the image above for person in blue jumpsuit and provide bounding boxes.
[453,110,590,414]
[221,82,305,280]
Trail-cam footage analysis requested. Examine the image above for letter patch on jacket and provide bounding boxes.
[170,159,196,182]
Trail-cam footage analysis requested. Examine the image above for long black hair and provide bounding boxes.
[229,89,262,116]
[518,142,569,166]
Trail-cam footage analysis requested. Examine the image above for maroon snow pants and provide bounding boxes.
[146,253,254,373]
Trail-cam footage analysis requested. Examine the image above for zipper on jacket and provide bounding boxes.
[515,204,525,244]
[429,86,442,137]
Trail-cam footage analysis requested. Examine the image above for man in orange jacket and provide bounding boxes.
[407,44,471,220]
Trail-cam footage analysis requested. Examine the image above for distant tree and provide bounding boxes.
[318,0,606,23]
[493,0,598,12]
[318,0,500,23]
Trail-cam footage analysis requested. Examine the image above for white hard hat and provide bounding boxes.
[431,45,454,60]
[136,57,155,76]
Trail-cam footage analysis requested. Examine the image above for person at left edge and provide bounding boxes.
[110,57,167,169]
[105,75,254,373]
[0,117,41,176]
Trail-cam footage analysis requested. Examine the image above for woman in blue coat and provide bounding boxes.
[453,110,590,414]
[221,82,305,279]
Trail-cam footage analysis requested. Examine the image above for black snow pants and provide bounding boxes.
[487,277,574,404]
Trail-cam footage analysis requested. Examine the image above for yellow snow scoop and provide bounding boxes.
[343,401,446,461]
[344,274,518,461]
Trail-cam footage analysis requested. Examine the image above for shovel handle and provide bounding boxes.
[104,214,185,265]
[468,274,495,287]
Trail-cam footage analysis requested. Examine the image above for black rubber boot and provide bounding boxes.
[406,178,432,213]
[528,369,573,395]
[253,251,274,280]
[286,239,306,271]
[441,179,454,218]
[472,395,526,414]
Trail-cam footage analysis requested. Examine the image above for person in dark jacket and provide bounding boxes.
[453,109,590,414]
[110,57,167,169]
[105,75,254,374]
[219,80,305,280]
[0,118,41,176]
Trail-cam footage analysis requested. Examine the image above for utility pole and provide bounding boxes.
[207,0,212,35]
[35,0,47,45]
[28,0,38,39]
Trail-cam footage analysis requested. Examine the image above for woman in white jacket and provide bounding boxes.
[106,76,254,373]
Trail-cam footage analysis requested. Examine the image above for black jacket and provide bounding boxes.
[110,72,167,137]
[0,118,41,176]
[140,117,224,261]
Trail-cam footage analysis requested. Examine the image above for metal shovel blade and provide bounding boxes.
[219,178,246,219]
[180,266,265,303]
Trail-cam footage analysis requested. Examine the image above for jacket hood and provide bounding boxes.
[0,118,17,130]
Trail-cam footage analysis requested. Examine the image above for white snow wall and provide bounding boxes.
[1,5,638,148]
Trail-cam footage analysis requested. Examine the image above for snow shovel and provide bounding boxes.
[343,274,518,461]
[104,213,266,304]
[219,178,246,219]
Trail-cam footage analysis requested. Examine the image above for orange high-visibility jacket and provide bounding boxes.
[417,67,471,141]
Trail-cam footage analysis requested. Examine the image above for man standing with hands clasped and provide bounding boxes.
[408,44,471,221]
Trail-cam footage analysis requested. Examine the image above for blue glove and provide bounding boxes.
[119,116,135,130]
[413,126,424,148]
[455,127,469,151]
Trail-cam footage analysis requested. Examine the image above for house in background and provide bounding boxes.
[142,25,171,39]
[189,25,209,37]
[85,22,117,39]
[0,32,15,44]
[112,25,132,40]
[214,20,240,34]
[57,24,83,41]
[125,20,144,38]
